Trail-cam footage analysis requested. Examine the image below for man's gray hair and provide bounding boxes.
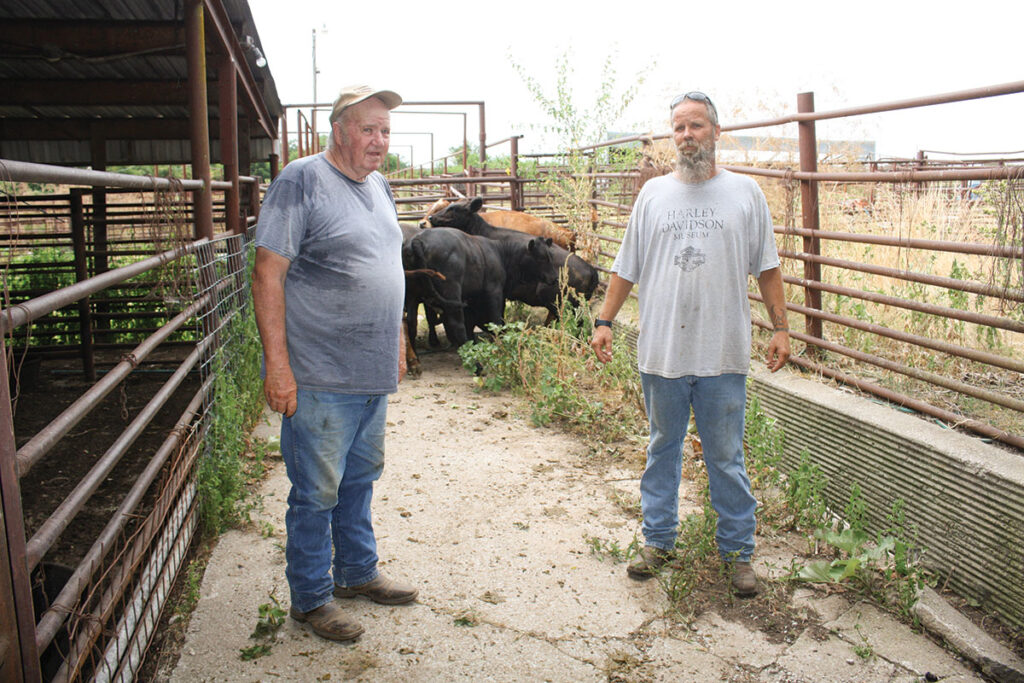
[670,92,719,128]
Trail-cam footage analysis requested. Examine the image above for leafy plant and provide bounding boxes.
[587,534,638,562]
[783,451,830,531]
[789,497,930,623]
[744,392,784,488]
[250,593,287,640]
[197,279,267,536]
[457,308,644,444]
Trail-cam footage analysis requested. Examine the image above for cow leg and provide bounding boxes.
[425,305,442,347]
[442,304,468,348]
[404,319,421,378]
[405,295,420,349]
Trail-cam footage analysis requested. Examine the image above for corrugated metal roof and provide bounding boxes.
[0,0,281,166]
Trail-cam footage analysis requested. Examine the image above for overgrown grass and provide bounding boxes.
[196,294,268,536]
[458,298,645,446]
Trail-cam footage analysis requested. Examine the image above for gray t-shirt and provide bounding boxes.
[612,170,779,378]
[254,153,404,394]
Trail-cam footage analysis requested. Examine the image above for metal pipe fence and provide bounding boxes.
[0,161,258,680]
[382,80,1024,452]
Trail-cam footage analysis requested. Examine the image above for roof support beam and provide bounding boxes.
[218,53,240,234]
[0,118,265,140]
[201,0,276,140]
[186,0,214,241]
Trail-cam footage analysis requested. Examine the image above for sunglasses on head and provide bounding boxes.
[670,91,717,117]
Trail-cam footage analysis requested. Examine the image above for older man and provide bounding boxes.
[253,85,417,642]
[590,91,790,595]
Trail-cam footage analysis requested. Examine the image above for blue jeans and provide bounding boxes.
[639,373,756,561]
[281,390,387,613]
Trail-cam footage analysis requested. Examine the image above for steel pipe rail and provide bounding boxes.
[754,318,1024,450]
[776,226,1024,259]
[757,297,1024,374]
[25,338,209,572]
[777,249,1024,303]
[35,376,211,656]
[15,291,215,476]
[583,79,1024,151]
[782,274,1024,334]
[0,239,209,334]
[0,159,203,190]
[723,163,1024,184]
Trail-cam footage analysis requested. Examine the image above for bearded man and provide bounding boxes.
[590,91,791,595]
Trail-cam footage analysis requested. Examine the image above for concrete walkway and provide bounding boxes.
[166,352,998,682]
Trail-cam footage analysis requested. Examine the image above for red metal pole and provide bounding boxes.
[70,189,96,382]
[797,91,823,350]
[218,53,241,234]
[186,0,214,241]
[0,336,41,682]
[280,110,288,169]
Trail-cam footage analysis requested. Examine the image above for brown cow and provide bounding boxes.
[419,198,576,251]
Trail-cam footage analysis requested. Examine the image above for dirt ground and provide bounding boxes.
[159,349,999,682]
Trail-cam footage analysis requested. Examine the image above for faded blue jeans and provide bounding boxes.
[639,373,757,561]
[281,390,387,613]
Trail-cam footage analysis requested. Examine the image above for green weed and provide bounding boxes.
[250,593,287,640]
[196,295,266,536]
[587,534,638,562]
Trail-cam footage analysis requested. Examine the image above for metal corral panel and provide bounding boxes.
[747,368,1024,630]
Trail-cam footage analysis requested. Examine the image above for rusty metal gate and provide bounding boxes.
[0,213,253,681]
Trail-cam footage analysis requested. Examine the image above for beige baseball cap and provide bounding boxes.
[328,85,403,123]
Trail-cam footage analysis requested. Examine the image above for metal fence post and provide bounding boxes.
[797,91,823,351]
[70,189,96,382]
[0,337,41,682]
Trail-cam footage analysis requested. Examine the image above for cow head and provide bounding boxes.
[424,197,483,230]
[418,198,452,228]
[525,236,559,286]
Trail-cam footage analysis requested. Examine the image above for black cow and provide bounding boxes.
[405,227,558,347]
[425,197,599,321]
[400,223,456,376]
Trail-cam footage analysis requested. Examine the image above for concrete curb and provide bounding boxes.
[914,586,1024,683]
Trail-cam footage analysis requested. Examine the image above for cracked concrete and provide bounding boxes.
[166,351,990,682]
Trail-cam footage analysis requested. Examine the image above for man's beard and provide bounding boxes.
[675,138,715,183]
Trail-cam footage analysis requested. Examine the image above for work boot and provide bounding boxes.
[334,574,419,605]
[626,546,671,580]
[729,560,758,596]
[289,602,364,642]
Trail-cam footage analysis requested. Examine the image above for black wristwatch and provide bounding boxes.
[594,318,613,329]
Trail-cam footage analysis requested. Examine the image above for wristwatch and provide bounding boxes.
[594,319,613,329]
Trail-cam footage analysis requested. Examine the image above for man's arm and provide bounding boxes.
[756,266,791,372]
[590,273,636,364]
[252,247,298,416]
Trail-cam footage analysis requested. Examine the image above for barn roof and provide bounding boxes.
[0,0,282,167]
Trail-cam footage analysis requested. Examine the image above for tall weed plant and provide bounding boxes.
[197,291,266,536]
[509,48,648,259]
[458,300,644,445]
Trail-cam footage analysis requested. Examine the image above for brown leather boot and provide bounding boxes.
[290,602,364,641]
[729,561,758,596]
[334,574,419,605]
[626,546,671,580]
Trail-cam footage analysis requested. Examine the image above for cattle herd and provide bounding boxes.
[402,197,600,376]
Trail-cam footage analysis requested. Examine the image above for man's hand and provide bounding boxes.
[765,330,791,372]
[264,365,298,417]
[591,326,614,364]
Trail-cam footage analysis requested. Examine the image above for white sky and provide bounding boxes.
[248,0,1023,167]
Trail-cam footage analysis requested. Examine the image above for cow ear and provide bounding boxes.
[469,196,484,213]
